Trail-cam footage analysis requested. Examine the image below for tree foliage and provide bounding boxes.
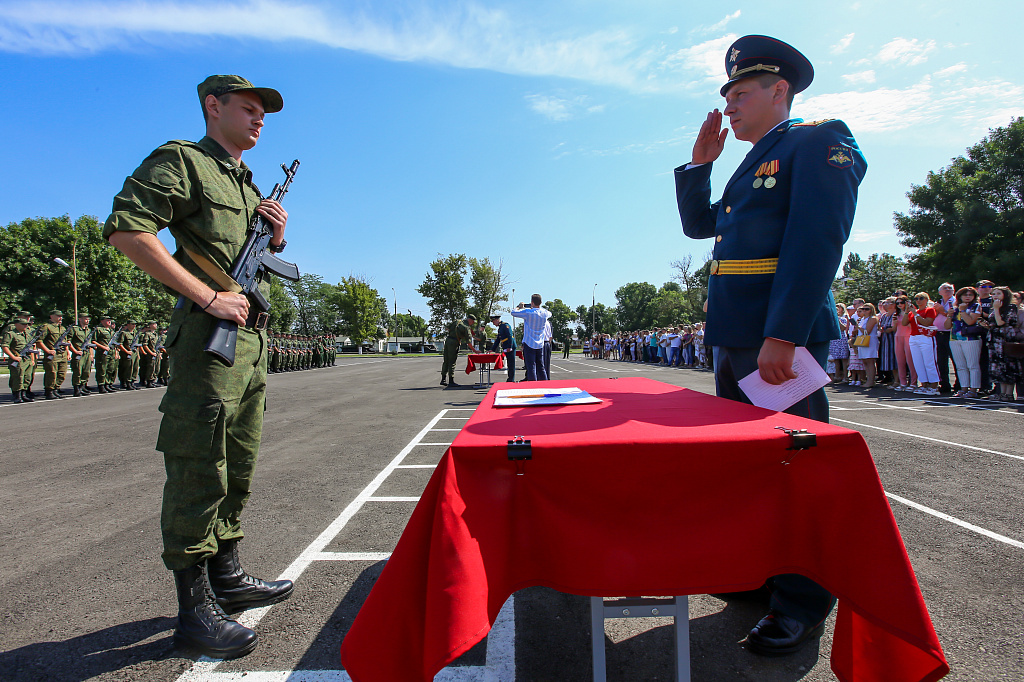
[668,255,709,323]
[328,275,388,343]
[614,281,658,331]
[417,253,470,335]
[576,302,618,337]
[832,252,922,306]
[286,273,336,334]
[543,298,575,341]
[467,256,511,321]
[0,214,175,325]
[895,116,1024,288]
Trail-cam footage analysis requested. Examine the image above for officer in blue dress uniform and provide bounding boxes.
[489,313,516,382]
[675,35,867,656]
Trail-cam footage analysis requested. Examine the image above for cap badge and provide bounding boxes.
[729,47,740,63]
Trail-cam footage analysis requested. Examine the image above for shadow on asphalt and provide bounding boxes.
[0,616,178,682]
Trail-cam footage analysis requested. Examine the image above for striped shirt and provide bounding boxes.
[511,307,552,349]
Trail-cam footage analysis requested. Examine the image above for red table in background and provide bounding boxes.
[464,352,504,374]
[341,377,948,682]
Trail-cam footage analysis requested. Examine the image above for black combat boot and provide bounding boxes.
[45,388,56,400]
[173,561,258,659]
[11,390,22,404]
[73,386,81,397]
[207,539,294,614]
[107,383,117,392]
[81,385,91,395]
[97,383,107,394]
[22,390,34,402]
[55,389,66,398]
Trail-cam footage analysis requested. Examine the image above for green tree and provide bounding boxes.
[329,275,388,344]
[267,276,297,333]
[286,273,334,334]
[895,116,1024,287]
[832,252,921,306]
[614,281,658,331]
[417,254,469,335]
[390,312,428,338]
[577,303,618,337]
[669,254,709,322]
[467,256,511,320]
[652,285,689,326]
[543,298,575,342]
[0,214,174,325]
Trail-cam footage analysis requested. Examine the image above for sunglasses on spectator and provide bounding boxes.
[858,307,870,310]
[977,284,992,288]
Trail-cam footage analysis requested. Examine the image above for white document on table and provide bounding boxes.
[493,387,602,407]
[736,346,831,413]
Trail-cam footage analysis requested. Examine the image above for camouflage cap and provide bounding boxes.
[15,317,30,324]
[198,75,283,114]
[147,320,157,326]
[99,315,112,322]
[49,309,63,316]
[78,310,91,318]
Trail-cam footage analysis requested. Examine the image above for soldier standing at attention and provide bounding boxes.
[157,326,170,385]
[139,320,160,388]
[93,316,114,393]
[67,311,93,396]
[117,320,138,390]
[440,313,477,386]
[103,75,293,659]
[2,317,32,403]
[675,35,866,656]
[37,310,69,399]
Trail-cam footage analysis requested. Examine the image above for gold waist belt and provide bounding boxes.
[709,258,778,275]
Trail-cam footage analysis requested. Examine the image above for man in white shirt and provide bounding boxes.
[511,294,552,381]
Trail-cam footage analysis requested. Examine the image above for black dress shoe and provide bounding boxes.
[746,609,825,657]
[440,379,447,386]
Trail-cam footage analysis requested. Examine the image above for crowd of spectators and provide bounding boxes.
[829,280,1024,401]
[583,324,712,369]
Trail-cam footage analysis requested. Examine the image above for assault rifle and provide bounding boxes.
[81,328,97,350]
[108,325,127,352]
[129,329,143,350]
[46,326,73,361]
[8,325,46,368]
[204,160,301,366]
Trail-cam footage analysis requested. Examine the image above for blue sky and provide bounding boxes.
[2,0,1021,322]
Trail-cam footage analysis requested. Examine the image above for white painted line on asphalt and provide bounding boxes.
[315,552,391,561]
[367,496,421,502]
[417,442,454,446]
[558,358,627,373]
[176,409,452,682]
[396,464,437,469]
[886,493,1024,550]
[430,428,463,431]
[439,416,471,420]
[175,595,517,682]
[446,408,478,411]
[832,418,1024,462]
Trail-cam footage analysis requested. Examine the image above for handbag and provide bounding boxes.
[1005,342,1024,358]
[852,334,870,347]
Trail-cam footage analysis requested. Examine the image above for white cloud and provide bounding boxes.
[796,72,1024,134]
[699,10,741,35]
[934,62,967,78]
[0,0,739,94]
[851,230,894,244]
[658,34,736,87]
[876,37,937,66]
[830,33,854,54]
[842,70,876,85]
[525,94,593,121]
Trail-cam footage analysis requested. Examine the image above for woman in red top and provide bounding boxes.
[902,292,941,395]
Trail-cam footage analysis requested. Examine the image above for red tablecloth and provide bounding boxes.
[341,377,948,682]
[465,352,504,374]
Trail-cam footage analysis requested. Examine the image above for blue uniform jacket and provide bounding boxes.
[675,118,866,349]
[491,322,516,352]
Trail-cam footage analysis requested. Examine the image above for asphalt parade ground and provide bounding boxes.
[1,354,1022,681]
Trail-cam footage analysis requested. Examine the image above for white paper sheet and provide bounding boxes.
[493,387,603,408]
[736,346,831,413]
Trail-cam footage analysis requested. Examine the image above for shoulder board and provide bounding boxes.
[792,119,836,127]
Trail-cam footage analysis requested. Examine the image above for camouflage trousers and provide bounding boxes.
[119,353,138,385]
[8,362,22,394]
[71,350,92,386]
[440,339,460,381]
[157,306,267,571]
[43,356,68,391]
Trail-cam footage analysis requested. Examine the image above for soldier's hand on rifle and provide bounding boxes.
[257,199,288,247]
[206,290,250,326]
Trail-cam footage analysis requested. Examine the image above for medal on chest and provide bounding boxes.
[754,159,779,189]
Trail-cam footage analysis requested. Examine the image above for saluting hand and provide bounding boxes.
[692,109,729,165]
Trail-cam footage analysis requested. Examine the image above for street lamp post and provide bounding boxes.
[592,283,597,338]
[54,244,79,321]
[391,287,397,354]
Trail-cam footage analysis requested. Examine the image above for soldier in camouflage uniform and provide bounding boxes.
[116,321,139,390]
[67,310,93,396]
[37,310,69,399]
[104,74,293,659]
[2,317,32,403]
[440,313,477,386]
[92,316,115,394]
[157,326,170,385]
[139,321,160,388]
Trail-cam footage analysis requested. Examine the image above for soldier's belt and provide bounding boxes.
[709,258,778,275]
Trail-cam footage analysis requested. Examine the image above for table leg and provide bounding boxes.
[590,596,690,682]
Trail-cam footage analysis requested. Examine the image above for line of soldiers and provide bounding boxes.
[1,309,170,403]
[268,333,337,372]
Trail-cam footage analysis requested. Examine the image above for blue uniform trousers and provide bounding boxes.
[712,342,836,626]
